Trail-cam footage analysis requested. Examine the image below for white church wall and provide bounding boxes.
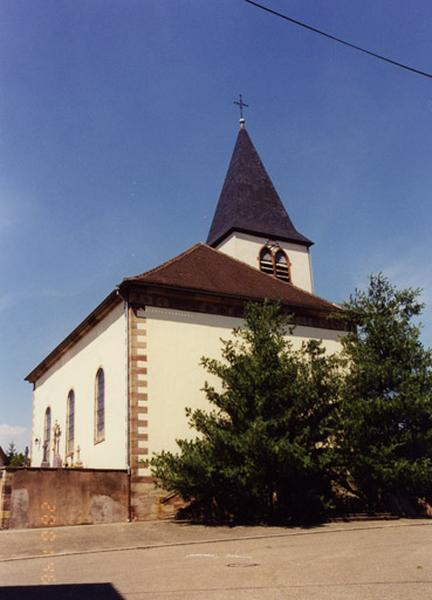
[144,306,342,460]
[291,324,341,353]
[144,307,242,459]
[31,301,128,470]
[216,231,314,293]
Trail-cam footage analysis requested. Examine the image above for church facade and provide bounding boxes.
[26,120,345,520]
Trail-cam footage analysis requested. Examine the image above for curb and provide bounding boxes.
[1,519,431,564]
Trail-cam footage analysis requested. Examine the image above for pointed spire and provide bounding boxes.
[207,126,313,247]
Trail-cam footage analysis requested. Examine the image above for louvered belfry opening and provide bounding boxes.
[259,246,291,282]
[259,247,274,275]
[275,249,290,282]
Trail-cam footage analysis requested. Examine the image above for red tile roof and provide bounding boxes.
[26,245,339,384]
[123,243,337,312]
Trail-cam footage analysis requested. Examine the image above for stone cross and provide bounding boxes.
[52,421,62,468]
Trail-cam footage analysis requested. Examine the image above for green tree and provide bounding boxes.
[337,274,432,510]
[151,302,342,524]
[6,442,27,467]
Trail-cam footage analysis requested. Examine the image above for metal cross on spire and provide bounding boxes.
[234,94,249,121]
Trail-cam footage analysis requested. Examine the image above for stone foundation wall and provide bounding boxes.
[0,467,129,529]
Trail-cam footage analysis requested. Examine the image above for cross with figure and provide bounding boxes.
[234,94,249,120]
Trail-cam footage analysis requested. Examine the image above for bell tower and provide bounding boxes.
[207,119,314,293]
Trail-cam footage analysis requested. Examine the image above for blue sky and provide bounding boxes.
[1,0,431,450]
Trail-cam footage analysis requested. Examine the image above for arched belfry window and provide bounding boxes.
[258,245,291,283]
[259,247,274,275]
[274,249,290,282]
[66,390,75,456]
[95,368,105,443]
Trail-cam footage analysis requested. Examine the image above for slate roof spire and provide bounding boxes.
[207,124,313,248]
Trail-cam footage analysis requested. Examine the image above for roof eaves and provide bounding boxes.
[121,278,338,315]
[208,226,314,249]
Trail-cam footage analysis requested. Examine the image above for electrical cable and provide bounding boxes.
[244,0,432,79]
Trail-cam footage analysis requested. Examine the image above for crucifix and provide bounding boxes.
[234,94,249,120]
[52,420,62,468]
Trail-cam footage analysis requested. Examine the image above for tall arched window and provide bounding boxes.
[44,407,51,446]
[66,390,75,455]
[95,368,105,443]
[258,245,291,282]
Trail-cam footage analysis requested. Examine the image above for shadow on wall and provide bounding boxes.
[1,583,125,599]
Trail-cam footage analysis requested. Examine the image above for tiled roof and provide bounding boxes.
[26,245,339,384]
[207,127,312,247]
[124,243,336,312]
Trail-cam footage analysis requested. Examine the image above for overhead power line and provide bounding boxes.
[244,0,432,80]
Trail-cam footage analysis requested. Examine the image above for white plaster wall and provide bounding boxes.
[216,232,314,293]
[145,307,341,457]
[31,301,128,469]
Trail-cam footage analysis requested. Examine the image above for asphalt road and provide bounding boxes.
[1,520,431,599]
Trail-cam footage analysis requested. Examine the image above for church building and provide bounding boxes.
[25,117,345,521]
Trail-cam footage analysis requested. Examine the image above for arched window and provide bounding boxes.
[259,247,274,275]
[66,390,75,455]
[274,249,291,282]
[258,245,291,282]
[44,407,51,445]
[95,368,105,443]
